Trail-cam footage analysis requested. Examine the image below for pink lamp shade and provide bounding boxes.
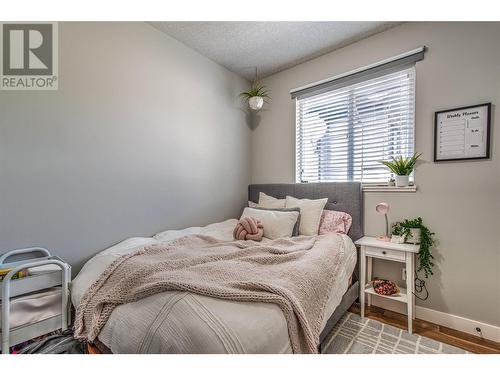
[375,202,390,214]
[375,202,391,242]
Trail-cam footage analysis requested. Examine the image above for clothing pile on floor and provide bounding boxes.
[9,329,86,354]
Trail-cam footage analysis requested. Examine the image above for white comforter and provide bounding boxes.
[71,219,356,353]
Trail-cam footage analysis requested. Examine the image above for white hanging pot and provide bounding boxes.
[248,96,264,111]
[406,228,421,244]
[395,175,409,187]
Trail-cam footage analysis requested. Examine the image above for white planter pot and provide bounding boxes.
[406,228,421,244]
[395,175,409,187]
[248,96,264,111]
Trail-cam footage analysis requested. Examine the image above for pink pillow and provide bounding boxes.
[319,210,352,235]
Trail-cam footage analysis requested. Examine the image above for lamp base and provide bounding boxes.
[376,235,391,242]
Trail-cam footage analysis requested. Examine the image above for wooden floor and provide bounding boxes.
[350,303,500,354]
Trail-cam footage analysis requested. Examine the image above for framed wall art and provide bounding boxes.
[434,103,491,162]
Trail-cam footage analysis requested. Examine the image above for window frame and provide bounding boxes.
[294,66,417,187]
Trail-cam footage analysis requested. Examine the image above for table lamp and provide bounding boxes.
[376,202,391,242]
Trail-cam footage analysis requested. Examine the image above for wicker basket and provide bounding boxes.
[372,278,400,296]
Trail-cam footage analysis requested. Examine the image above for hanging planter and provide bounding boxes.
[240,82,270,112]
[248,96,265,111]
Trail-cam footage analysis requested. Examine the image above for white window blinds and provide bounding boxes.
[295,66,416,184]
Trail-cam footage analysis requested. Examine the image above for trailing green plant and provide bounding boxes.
[379,153,422,176]
[392,217,435,278]
[239,82,271,103]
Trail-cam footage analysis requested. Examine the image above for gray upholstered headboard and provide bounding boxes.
[248,182,363,241]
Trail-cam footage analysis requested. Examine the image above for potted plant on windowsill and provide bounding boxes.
[239,82,271,111]
[379,153,421,187]
[392,217,436,278]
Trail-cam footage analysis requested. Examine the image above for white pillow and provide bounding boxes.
[258,192,286,209]
[240,207,299,239]
[285,196,328,236]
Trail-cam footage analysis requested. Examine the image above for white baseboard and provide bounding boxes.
[370,296,500,343]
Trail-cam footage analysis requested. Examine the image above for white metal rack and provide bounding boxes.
[0,247,70,354]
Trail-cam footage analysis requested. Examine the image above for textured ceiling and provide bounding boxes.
[149,22,400,80]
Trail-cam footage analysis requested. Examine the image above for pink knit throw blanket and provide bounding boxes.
[74,233,347,353]
[233,216,264,241]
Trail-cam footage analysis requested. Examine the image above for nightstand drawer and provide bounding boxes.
[365,246,405,262]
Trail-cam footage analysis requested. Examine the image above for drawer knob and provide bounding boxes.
[382,250,387,255]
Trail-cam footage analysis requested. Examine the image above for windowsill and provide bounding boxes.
[362,185,417,193]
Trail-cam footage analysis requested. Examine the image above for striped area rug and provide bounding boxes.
[322,312,469,354]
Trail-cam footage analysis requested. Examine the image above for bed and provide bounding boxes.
[71,182,363,353]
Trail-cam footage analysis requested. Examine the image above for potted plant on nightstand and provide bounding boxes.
[379,153,422,187]
[392,217,436,278]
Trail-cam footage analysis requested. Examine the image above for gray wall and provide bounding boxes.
[251,22,500,326]
[0,22,251,274]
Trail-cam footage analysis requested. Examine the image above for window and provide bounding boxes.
[295,67,415,184]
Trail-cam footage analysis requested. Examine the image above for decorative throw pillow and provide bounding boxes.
[318,210,353,235]
[250,207,301,236]
[258,192,286,209]
[285,196,328,236]
[240,207,299,239]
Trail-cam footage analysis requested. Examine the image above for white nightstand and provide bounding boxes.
[355,236,419,334]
